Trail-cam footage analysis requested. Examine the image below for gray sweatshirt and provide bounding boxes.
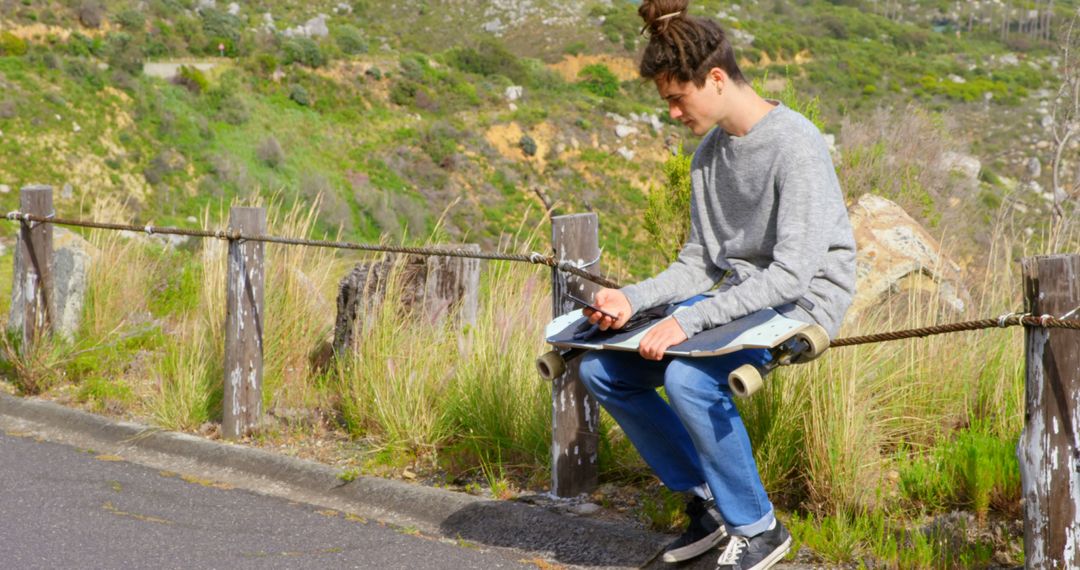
[620,102,857,338]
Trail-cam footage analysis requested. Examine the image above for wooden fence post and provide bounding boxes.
[1020,254,1080,568]
[550,213,601,497]
[223,207,266,439]
[8,186,54,348]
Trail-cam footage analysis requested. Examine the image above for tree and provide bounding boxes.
[1049,18,1079,229]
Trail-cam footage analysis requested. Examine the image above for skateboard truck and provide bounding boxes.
[727,324,829,398]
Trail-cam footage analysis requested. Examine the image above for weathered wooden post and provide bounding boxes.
[421,244,481,328]
[550,213,601,497]
[8,186,55,348]
[1020,254,1080,569]
[223,207,266,439]
[331,245,481,356]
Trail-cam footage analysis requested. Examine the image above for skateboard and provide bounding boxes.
[536,305,830,398]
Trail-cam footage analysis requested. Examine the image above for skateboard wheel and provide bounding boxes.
[536,350,566,380]
[729,364,763,399]
[791,324,830,363]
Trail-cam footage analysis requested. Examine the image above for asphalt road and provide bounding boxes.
[0,431,534,570]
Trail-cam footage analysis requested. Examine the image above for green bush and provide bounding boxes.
[106,32,145,76]
[282,37,326,68]
[0,32,28,56]
[334,24,367,55]
[445,38,527,83]
[115,8,145,31]
[643,149,692,263]
[200,8,241,54]
[288,84,311,106]
[519,134,537,157]
[174,65,209,94]
[67,32,104,58]
[578,63,619,98]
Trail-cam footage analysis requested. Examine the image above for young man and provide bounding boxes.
[577,2,856,569]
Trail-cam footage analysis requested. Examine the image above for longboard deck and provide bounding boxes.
[545,307,811,357]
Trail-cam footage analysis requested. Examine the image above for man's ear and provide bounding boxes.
[708,67,728,91]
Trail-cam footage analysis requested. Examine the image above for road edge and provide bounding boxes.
[0,393,668,569]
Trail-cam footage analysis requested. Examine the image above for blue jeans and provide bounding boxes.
[577,296,775,536]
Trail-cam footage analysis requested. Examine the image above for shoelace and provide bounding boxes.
[716,535,748,566]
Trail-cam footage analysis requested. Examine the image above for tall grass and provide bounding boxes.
[332,230,554,481]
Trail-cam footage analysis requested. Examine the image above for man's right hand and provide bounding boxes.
[584,288,632,331]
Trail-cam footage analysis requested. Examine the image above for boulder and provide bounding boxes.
[504,85,524,102]
[614,124,638,139]
[304,15,329,38]
[846,194,970,320]
[8,227,97,342]
[939,151,981,181]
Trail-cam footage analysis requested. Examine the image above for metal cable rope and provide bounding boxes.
[830,314,1080,347]
[4,211,621,289]
[7,211,1078,346]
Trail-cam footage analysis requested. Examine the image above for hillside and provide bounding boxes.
[0,0,1076,280]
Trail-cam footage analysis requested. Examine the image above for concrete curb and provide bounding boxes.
[0,393,669,569]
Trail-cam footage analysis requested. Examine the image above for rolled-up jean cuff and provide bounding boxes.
[728,509,775,537]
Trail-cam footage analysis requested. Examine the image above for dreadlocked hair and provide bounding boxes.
[638,0,746,87]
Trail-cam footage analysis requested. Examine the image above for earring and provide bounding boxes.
[715,84,723,96]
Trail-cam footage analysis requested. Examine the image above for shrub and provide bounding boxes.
[288,84,311,106]
[365,66,382,80]
[643,149,692,263]
[420,122,459,168]
[334,24,367,55]
[200,8,241,54]
[446,38,527,83]
[115,8,145,31]
[106,32,145,76]
[282,37,326,68]
[563,41,586,56]
[0,32,28,56]
[257,136,286,168]
[519,134,537,157]
[214,94,250,125]
[174,65,208,94]
[578,63,619,98]
[66,32,102,57]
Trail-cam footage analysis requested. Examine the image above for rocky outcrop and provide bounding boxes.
[846,194,970,320]
[8,227,97,341]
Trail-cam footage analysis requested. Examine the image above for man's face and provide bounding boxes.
[656,75,718,137]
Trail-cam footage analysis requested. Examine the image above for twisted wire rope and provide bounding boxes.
[8,211,1079,346]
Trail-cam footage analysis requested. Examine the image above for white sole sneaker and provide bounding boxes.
[662,526,728,563]
[744,535,792,570]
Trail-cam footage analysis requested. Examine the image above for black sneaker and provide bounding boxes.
[661,496,728,563]
[714,519,791,570]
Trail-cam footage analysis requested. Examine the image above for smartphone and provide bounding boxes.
[567,293,619,321]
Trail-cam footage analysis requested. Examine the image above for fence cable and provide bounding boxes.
[4,211,621,289]
[7,211,1079,346]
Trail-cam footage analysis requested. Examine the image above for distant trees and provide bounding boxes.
[870,0,1060,44]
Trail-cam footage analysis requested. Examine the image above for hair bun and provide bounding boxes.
[639,0,690,36]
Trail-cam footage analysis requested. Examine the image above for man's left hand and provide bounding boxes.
[638,317,689,361]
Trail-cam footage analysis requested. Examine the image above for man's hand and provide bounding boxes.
[584,288,632,331]
[638,318,689,361]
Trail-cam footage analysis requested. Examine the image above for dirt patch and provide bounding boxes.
[484,121,558,173]
[741,49,814,69]
[2,21,112,41]
[548,54,640,83]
